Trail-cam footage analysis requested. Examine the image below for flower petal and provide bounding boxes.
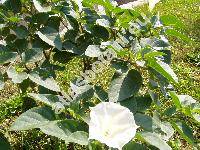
[89,102,138,149]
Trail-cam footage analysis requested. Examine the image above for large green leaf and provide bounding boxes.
[169,92,199,123]
[171,121,195,145]
[120,96,138,114]
[111,60,129,73]
[70,82,94,101]
[0,51,18,64]
[29,71,61,92]
[192,113,200,123]
[170,92,196,108]
[138,132,172,150]
[169,91,181,109]
[108,69,142,102]
[4,0,22,13]
[7,66,28,83]
[147,59,178,84]
[165,29,192,42]
[0,72,5,90]
[53,51,75,64]
[13,25,29,39]
[120,95,152,113]
[160,15,185,29]
[40,120,88,145]
[29,93,69,108]
[33,0,51,12]
[135,113,154,131]
[10,107,88,145]
[123,141,146,150]
[135,95,152,112]
[22,48,44,63]
[36,26,62,50]
[0,133,11,150]
[91,25,109,41]
[62,40,82,55]
[135,113,174,141]
[177,95,196,107]
[94,85,108,102]
[10,107,56,131]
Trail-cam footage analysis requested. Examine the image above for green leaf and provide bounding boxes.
[10,107,55,131]
[4,0,22,13]
[40,120,88,145]
[192,113,200,123]
[160,15,185,29]
[29,93,69,108]
[96,18,110,27]
[138,132,172,150]
[7,16,20,22]
[0,72,5,90]
[171,121,195,145]
[163,106,176,117]
[63,40,82,55]
[108,69,142,102]
[0,51,18,64]
[32,12,49,25]
[94,85,108,102]
[53,51,75,64]
[135,95,152,112]
[7,66,28,83]
[144,51,165,59]
[169,92,197,108]
[22,48,44,63]
[147,59,178,84]
[92,25,109,41]
[0,133,11,150]
[140,38,170,48]
[165,29,192,42]
[111,60,129,73]
[120,95,152,114]
[70,82,94,101]
[10,108,88,145]
[135,113,154,131]
[169,91,181,109]
[120,96,137,114]
[36,26,62,50]
[85,45,102,57]
[33,0,51,12]
[29,71,61,92]
[13,25,29,39]
[178,95,196,107]
[123,141,146,150]
[135,113,174,141]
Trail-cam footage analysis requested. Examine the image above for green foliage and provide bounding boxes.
[0,133,11,150]
[108,69,142,102]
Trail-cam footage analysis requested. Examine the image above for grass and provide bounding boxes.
[0,0,199,149]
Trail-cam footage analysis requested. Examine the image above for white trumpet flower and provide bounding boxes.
[118,0,160,11]
[149,0,160,11]
[119,0,148,9]
[89,102,138,150]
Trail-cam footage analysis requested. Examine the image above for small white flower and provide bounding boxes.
[89,102,138,150]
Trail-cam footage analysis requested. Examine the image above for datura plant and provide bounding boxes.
[0,0,199,149]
